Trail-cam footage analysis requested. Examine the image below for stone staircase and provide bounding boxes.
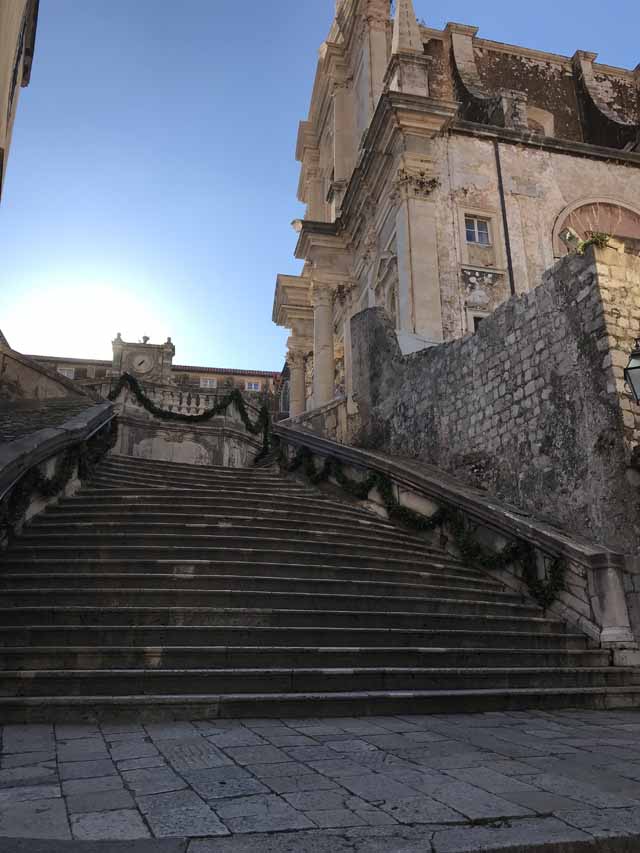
[0,454,638,721]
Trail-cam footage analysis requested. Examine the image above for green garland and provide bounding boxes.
[0,420,118,550]
[109,373,271,461]
[278,442,565,609]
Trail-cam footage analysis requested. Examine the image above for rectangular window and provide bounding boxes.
[465,216,491,245]
[200,378,217,389]
[246,381,261,392]
[57,367,75,379]
[95,368,107,379]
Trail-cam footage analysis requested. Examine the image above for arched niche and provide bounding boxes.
[553,198,640,256]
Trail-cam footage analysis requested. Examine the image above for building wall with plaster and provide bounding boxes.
[273,0,640,418]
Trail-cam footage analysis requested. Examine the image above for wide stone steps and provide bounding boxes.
[1,687,640,723]
[2,666,636,698]
[0,572,517,601]
[0,646,611,670]
[19,525,451,558]
[0,559,502,589]
[0,606,567,632]
[1,452,637,720]
[0,589,542,618]
[9,544,473,574]
[0,625,591,650]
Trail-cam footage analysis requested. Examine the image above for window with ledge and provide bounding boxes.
[460,210,499,269]
[246,381,261,392]
[200,378,217,389]
[467,310,490,334]
[57,367,75,380]
[465,216,491,246]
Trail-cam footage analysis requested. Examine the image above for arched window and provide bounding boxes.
[553,198,640,256]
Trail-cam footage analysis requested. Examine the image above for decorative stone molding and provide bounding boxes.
[573,50,640,149]
[447,23,528,130]
[396,167,440,198]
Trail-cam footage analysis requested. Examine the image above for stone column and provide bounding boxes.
[310,283,335,407]
[395,167,444,344]
[288,349,307,418]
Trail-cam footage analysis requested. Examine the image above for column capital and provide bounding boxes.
[309,282,334,308]
[287,348,307,369]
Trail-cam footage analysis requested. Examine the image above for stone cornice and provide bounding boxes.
[453,119,640,167]
[272,274,313,328]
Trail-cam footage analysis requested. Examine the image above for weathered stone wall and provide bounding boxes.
[0,345,88,402]
[352,245,640,561]
[112,387,262,469]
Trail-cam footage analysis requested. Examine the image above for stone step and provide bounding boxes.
[42,505,410,540]
[97,463,299,487]
[0,624,589,650]
[2,686,639,723]
[8,543,476,574]
[0,606,567,632]
[0,645,609,670]
[22,522,446,557]
[0,588,541,617]
[30,517,433,552]
[1,666,636,698]
[86,473,313,493]
[56,494,410,531]
[0,559,504,590]
[0,572,517,601]
[105,456,275,477]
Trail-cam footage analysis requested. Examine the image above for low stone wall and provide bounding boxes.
[112,387,263,468]
[283,397,357,446]
[0,344,89,401]
[351,245,640,565]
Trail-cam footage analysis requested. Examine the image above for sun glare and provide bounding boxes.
[1,281,173,360]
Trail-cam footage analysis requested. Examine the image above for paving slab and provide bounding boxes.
[66,789,136,815]
[157,740,233,773]
[2,726,54,755]
[212,794,314,834]
[122,767,187,796]
[184,767,269,801]
[0,798,71,840]
[138,790,229,838]
[71,809,151,841]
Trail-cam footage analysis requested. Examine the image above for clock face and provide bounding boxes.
[131,353,154,375]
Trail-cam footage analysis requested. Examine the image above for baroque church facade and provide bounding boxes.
[273,0,640,417]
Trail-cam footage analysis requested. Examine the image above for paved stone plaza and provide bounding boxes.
[1,711,640,851]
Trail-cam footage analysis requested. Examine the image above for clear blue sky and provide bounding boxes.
[0,0,636,369]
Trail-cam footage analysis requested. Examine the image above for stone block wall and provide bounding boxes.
[351,244,640,560]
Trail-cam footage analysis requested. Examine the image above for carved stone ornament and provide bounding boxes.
[334,282,356,306]
[396,168,440,198]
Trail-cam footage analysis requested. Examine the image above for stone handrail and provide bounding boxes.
[0,402,114,503]
[274,422,637,655]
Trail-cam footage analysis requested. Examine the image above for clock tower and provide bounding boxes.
[112,334,176,385]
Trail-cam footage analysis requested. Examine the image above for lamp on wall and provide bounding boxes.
[624,339,640,403]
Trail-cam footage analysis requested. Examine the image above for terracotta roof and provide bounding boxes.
[28,355,279,378]
[173,365,279,378]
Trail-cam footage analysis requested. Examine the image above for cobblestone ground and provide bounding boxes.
[1,710,640,851]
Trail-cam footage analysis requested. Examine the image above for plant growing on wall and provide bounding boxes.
[277,441,566,609]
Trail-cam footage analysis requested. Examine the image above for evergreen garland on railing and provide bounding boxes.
[109,373,272,460]
[277,441,565,609]
[0,420,118,550]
